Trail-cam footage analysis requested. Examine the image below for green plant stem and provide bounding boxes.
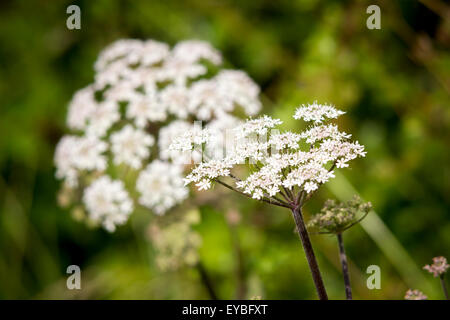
[291,206,328,300]
[229,223,246,299]
[196,262,218,300]
[440,274,449,300]
[337,233,352,300]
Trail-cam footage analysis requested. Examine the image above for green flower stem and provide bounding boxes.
[229,223,247,299]
[337,233,352,300]
[440,274,449,300]
[196,262,218,300]
[291,206,328,300]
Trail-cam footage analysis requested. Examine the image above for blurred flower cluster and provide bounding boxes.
[423,256,450,278]
[147,210,202,271]
[405,256,449,300]
[404,289,428,300]
[307,195,372,234]
[55,39,262,231]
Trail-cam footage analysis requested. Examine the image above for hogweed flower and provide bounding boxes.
[404,289,428,300]
[83,176,133,232]
[172,103,366,202]
[307,195,372,235]
[172,102,367,300]
[170,104,367,231]
[54,39,262,232]
[136,160,189,215]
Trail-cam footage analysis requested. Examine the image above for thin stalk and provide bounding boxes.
[196,262,218,300]
[291,206,328,300]
[281,168,294,200]
[337,233,352,300]
[440,274,449,300]
[223,175,290,206]
[228,222,247,299]
[279,188,292,203]
[215,179,291,208]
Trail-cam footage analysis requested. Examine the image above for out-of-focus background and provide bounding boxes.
[0,0,449,299]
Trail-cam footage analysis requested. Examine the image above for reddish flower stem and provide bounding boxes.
[337,233,352,300]
[291,206,328,300]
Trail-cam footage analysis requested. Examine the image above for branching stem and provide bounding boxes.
[215,177,329,300]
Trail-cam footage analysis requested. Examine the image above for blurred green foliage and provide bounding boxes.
[0,0,449,299]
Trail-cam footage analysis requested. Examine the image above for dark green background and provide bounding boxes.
[0,0,449,299]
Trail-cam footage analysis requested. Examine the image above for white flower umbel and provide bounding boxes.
[158,120,198,164]
[66,85,97,131]
[54,135,82,187]
[54,135,108,187]
[176,105,365,201]
[85,100,121,137]
[127,94,167,127]
[293,101,345,124]
[171,102,366,300]
[55,38,263,232]
[189,79,233,120]
[83,175,133,232]
[110,125,154,169]
[136,161,188,215]
[216,70,261,116]
[159,85,191,119]
[171,40,222,65]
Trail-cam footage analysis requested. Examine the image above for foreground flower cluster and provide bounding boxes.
[55,39,262,231]
[172,102,366,202]
[171,102,366,300]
